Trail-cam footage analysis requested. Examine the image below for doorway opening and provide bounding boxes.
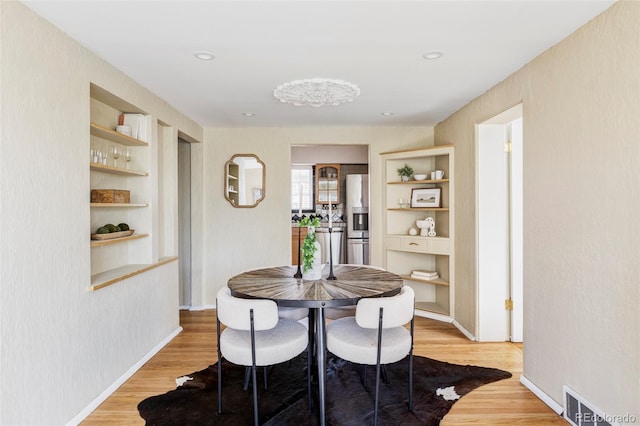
[476,104,523,342]
[178,139,192,308]
[290,145,370,266]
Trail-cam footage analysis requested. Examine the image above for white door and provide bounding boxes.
[477,105,523,342]
[478,124,510,341]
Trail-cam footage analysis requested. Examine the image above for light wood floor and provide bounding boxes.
[82,310,566,425]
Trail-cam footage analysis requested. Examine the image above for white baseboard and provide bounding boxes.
[66,326,183,426]
[520,374,564,415]
[452,320,476,341]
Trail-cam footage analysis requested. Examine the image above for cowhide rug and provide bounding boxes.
[138,352,511,425]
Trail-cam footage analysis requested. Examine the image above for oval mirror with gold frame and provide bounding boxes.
[224,154,265,207]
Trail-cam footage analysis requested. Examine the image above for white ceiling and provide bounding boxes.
[22,0,615,128]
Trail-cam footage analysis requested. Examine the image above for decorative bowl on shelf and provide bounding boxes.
[413,174,427,181]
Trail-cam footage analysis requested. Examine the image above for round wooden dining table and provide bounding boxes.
[228,264,403,426]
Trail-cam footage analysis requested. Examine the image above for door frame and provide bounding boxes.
[475,103,523,342]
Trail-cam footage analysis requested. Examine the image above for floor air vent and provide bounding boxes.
[563,386,617,426]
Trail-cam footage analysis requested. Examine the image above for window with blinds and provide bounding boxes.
[291,165,314,212]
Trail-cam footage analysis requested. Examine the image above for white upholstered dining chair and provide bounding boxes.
[326,285,415,425]
[216,287,309,426]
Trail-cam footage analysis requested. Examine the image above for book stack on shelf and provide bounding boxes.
[410,269,439,280]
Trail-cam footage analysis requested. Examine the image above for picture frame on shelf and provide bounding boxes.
[411,187,441,208]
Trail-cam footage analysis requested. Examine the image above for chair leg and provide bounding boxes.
[362,365,368,387]
[251,365,258,426]
[244,366,269,391]
[373,306,384,426]
[243,367,251,391]
[381,365,389,384]
[217,318,222,414]
[374,362,381,426]
[307,336,313,411]
[408,352,414,412]
[250,309,259,426]
[263,366,268,390]
[408,316,415,412]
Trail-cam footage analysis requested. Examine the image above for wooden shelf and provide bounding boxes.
[387,207,449,212]
[90,257,179,291]
[90,122,149,147]
[90,233,148,247]
[90,162,148,176]
[415,301,449,316]
[90,203,148,208]
[401,275,449,286]
[387,179,449,185]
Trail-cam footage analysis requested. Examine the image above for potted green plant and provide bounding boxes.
[397,164,414,182]
[299,216,322,279]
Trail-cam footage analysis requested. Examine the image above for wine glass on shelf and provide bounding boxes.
[123,149,133,169]
[110,146,121,167]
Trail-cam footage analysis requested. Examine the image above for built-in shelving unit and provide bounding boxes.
[89,83,155,291]
[380,145,455,321]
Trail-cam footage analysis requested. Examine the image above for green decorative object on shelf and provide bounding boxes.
[299,216,321,272]
[397,164,414,181]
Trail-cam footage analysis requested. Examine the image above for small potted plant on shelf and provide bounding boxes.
[299,216,322,280]
[397,164,414,182]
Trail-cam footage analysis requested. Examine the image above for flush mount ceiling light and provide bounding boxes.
[194,51,215,60]
[381,112,395,116]
[422,50,443,60]
[273,78,360,107]
[242,112,255,117]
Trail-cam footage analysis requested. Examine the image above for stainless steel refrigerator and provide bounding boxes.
[346,174,369,265]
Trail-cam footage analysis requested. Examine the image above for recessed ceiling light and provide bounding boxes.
[242,112,255,117]
[381,112,395,116]
[194,51,215,61]
[422,51,443,60]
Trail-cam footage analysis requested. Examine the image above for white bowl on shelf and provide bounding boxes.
[413,174,427,181]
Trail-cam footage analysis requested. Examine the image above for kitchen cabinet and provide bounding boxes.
[315,164,340,204]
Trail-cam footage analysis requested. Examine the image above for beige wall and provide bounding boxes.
[194,127,433,306]
[436,0,639,416]
[0,3,202,424]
